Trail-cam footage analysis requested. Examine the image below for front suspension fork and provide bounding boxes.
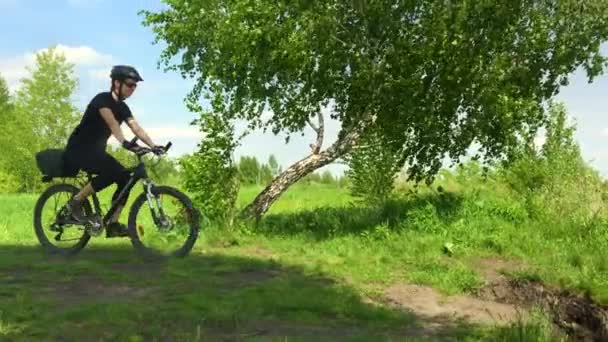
[144,180,167,227]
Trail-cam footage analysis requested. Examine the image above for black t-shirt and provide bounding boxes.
[66,92,132,152]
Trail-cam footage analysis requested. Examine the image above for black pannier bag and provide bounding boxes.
[35,149,78,178]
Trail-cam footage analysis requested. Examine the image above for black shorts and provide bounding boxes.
[64,147,131,194]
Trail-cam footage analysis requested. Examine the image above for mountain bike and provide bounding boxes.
[33,138,200,259]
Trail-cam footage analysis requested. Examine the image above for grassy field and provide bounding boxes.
[1,177,605,341]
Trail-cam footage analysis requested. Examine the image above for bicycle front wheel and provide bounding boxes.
[128,186,200,259]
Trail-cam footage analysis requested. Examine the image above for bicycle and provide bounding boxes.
[33,137,200,259]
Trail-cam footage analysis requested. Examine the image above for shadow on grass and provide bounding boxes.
[0,243,503,341]
[258,191,465,240]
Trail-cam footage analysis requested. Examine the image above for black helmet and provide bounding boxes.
[110,65,143,82]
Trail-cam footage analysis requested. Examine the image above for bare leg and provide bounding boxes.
[73,183,95,202]
[68,183,95,222]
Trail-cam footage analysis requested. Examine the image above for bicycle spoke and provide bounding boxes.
[131,186,198,258]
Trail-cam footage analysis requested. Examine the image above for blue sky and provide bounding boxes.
[1,0,607,176]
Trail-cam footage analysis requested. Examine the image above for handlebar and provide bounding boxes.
[128,136,172,157]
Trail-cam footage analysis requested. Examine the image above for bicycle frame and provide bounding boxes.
[64,138,172,230]
[87,160,150,227]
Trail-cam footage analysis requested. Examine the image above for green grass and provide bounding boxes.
[238,183,353,213]
[0,181,581,341]
[235,182,608,305]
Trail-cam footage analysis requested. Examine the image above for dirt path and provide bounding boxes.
[383,283,526,325]
[374,257,608,341]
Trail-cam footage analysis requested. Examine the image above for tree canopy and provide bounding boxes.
[0,75,10,113]
[1,47,80,192]
[142,0,608,217]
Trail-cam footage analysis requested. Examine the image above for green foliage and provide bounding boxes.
[237,156,260,185]
[0,74,15,174]
[297,169,343,186]
[142,0,608,189]
[319,170,334,184]
[14,47,79,148]
[0,171,19,194]
[268,154,279,177]
[300,172,322,185]
[235,154,341,187]
[236,154,279,185]
[500,102,606,223]
[179,111,240,225]
[237,155,264,185]
[0,47,80,192]
[258,163,273,185]
[345,131,402,203]
[106,144,135,167]
[106,144,178,184]
[148,156,179,184]
[0,74,10,114]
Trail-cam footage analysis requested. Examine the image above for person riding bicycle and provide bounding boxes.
[63,65,165,238]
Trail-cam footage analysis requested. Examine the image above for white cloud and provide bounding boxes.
[0,55,32,90]
[51,44,113,66]
[108,125,200,144]
[88,67,110,82]
[106,125,201,159]
[600,127,608,138]
[145,126,202,140]
[0,44,115,92]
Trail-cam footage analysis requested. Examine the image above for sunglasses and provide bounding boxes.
[124,82,138,89]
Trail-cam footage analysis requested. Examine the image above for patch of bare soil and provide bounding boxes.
[477,277,608,342]
[470,256,528,284]
[202,320,361,340]
[383,283,526,325]
[468,256,608,341]
[111,261,165,276]
[40,275,153,311]
[380,257,608,341]
[197,319,468,341]
[245,246,277,259]
[220,268,281,289]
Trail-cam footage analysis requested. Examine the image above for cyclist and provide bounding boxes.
[63,65,165,237]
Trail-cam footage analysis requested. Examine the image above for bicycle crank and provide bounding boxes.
[85,216,104,237]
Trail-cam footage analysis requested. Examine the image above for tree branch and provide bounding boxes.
[308,111,325,154]
[330,34,349,47]
[324,113,373,157]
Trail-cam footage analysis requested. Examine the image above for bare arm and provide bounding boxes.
[126,117,156,148]
[99,107,128,144]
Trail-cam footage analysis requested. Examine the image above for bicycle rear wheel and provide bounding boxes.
[128,186,200,259]
[33,183,91,255]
